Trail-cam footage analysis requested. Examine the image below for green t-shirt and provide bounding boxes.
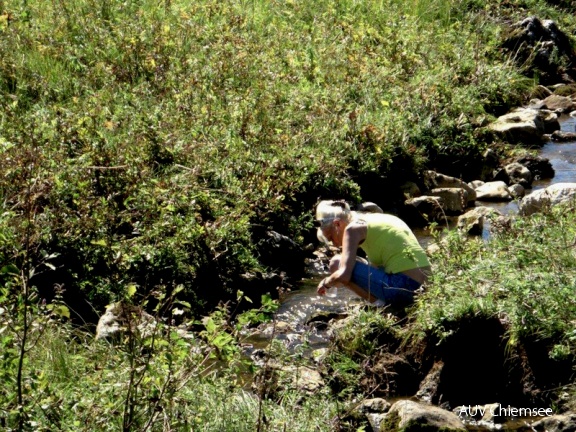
[357,213,430,273]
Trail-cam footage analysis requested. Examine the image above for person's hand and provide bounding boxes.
[317,278,329,295]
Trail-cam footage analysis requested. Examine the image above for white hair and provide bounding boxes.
[315,200,353,222]
[315,200,354,245]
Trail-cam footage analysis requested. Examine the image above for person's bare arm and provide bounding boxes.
[317,222,378,302]
[320,222,366,288]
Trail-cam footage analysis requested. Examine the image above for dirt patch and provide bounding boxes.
[515,337,575,407]
[418,315,524,407]
[362,352,421,397]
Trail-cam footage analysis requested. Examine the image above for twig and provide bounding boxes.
[84,165,128,170]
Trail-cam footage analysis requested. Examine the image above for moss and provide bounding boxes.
[553,83,576,96]
[403,419,466,432]
[378,410,401,432]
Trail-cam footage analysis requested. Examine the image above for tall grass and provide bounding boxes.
[414,206,576,357]
[0,305,338,431]
[0,0,536,316]
[1,0,576,426]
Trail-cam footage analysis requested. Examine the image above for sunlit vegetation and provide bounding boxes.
[0,0,538,316]
[1,0,576,429]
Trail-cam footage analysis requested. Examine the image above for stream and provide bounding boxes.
[276,115,576,332]
[244,115,576,431]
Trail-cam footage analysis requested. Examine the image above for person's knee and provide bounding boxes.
[329,255,341,273]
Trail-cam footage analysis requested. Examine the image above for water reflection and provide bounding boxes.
[276,278,364,326]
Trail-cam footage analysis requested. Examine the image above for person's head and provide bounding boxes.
[314,200,352,247]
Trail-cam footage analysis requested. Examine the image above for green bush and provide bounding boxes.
[0,0,539,317]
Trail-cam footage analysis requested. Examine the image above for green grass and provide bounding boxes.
[0,0,540,313]
[0,297,339,431]
[415,206,576,356]
[2,0,576,427]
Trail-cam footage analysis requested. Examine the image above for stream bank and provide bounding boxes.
[241,112,576,431]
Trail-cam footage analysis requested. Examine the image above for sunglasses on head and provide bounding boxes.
[330,200,347,208]
[313,217,335,228]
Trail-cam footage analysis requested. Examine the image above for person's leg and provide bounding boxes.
[350,261,421,308]
[328,255,378,302]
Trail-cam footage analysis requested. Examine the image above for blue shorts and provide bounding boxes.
[351,261,421,307]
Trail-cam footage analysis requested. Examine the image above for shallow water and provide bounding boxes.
[489,114,576,215]
[275,114,576,335]
[276,278,358,325]
[414,115,576,244]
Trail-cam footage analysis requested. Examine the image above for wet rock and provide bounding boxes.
[95,301,157,341]
[268,321,293,334]
[532,413,576,432]
[285,365,324,393]
[551,130,576,142]
[480,149,501,182]
[502,17,576,85]
[257,230,306,277]
[504,162,533,188]
[260,319,297,334]
[542,95,576,113]
[457,210,484,236]
[417,361,444,404]
[528,99,549,110]
[424,171,477,203]
[253,363,325,397]
[519,182,576,216]
[247,321,298,354]
[492,167,509,184]
[358,399,392,432]
[367,413,388,432]
[305,310,347,330]
[356,201,384,213]
[540,110,561,134]
[400,181,422,199]
[514,155,555,180]
[306,257,329,276]
[403,196,446,226]
[554,83,576,95]
[360,398,392,414]
[480,403,507,424]
[457,206,501,236]
[509,183,526,199]
[382,400,466,432]
[531,85,553,100]
[430,188,469,214]
[475,181,513,201]
[488,108,546,145]
[469,180,485,189]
